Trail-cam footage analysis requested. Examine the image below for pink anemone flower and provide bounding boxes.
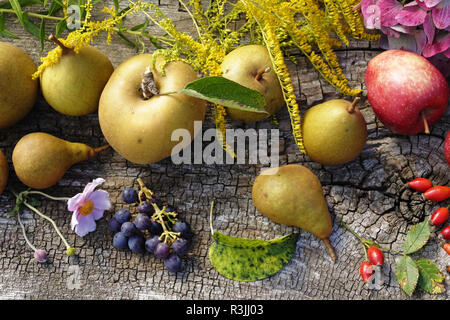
[68,178,111,237]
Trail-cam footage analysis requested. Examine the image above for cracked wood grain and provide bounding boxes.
[0,1,448,300]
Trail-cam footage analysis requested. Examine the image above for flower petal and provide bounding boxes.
[87,190,111,211]
[378,0,404,27]
[70,210,79,230]
[422,32,450,56]
[73,214,97,237]
[417,0,442,10]
[395,4,428,26]
[67,193,83,212]
[415,29,428,54]
[364,4,382,29]
[423,12,436,44]
[390,24,417,34]
[90,208,105,221]
[432,0,450,29]
[381,26,401,38]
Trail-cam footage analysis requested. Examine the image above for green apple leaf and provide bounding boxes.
[180,76,268,114]
[416,258,445,295]
[209,232,298,282]
[0,13,20,39]
[402,219,431,255]
[395,255,419,296]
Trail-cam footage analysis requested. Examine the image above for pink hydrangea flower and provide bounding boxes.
[68,178,111,237]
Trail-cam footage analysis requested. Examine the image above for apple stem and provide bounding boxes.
[347,97,360,113]
[421,112,430,134]
[255,67,271,81]
[48,34,72,55]
[141,66,159,100]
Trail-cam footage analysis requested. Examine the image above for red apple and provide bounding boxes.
[445,131,450,166]
[365,50,449,135]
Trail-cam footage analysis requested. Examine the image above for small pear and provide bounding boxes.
[0,42,38,129]
[12,133,109,189]
[40,35,114,116]
[221,45,284,122]
[252,164,336,261]
[0,149,8,195]
[302,98,367,166]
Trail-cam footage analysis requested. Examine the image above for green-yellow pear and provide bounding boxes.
[99,54,206,164]
[0,42,38,129]
[12,132,109,189]
[221,45,284,122]
[0,149,8,195]
[40,35,114,116]
[252,164,336,261]
[302,98,367,166]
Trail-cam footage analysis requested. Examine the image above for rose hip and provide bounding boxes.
[360,261,375,282]
[430,207,449,226]
[367,246,384,266]
[441,226,450,240]
[408,178,433,192]
[424,186,450,202]
[443,243,450,255]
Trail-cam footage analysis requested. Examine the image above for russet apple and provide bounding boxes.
[365,50,449,135]
[99,54,206,164]
[221,45,284,122]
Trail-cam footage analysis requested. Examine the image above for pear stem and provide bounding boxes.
[421,112,430,134]
[255,67,271,81]
[92,144,111,156]
[322,238,337,262]
[347,97,360,114]
[48,34,73,55]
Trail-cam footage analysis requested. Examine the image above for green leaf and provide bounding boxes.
[117,31,135,48]
[180,76,267,114]
[0,13,20,38]
[130,19,149,31]
[395,255,419,296]
[55,19,66,37]
[402,220,431,255]
[113,0,119,13]
[9,0,24,25]
[209,232,298,282]
[39,18,45,53]
[416,258,445,294]
[0,0,40,9]
[22,12,41,38]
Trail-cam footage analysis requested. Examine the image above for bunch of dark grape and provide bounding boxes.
[108,178,193,273]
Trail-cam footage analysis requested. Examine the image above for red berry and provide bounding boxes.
[430,207,449,226]
[360,261,374,282]
[441,226,450,240]
[408,178,433,193]
[443,243,450,255]
[367,246,384,266]
[424,186,450,202]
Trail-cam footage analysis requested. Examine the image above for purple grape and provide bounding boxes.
[172,238,189,256]
[114,209,131,224]
[122,187,138,204]
[145,235,160,253]
[138,201,154,214]
[172,221,192,239]
[128,234,145,253]
[121,221,137,237]
[108,217,122,232]
[148,220,163,235]
[134,214,152,230]
[154,242,170,259]
[164,254,183,273]
[113,232,128,249]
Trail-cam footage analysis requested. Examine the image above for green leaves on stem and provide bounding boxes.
[340,217,445,296]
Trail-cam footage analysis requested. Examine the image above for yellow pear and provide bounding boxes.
[12,133,109,189]
[0,149,8,194]
[302,98,367,166]
[40,36,114,116]
[99,54,206,164]
[0,42,38,129]
[252,164,336,261]
[221,45,284,122]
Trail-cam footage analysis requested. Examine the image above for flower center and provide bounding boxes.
[79,200,95,216]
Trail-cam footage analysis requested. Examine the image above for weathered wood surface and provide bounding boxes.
[0,1,449,300]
